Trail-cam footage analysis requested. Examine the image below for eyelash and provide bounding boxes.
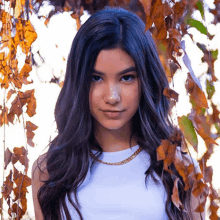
[91,74,135,82]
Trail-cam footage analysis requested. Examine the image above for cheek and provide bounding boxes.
[89,87,101,110]
[123,85,140,106]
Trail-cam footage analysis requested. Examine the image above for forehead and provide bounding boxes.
[94,48,136,72]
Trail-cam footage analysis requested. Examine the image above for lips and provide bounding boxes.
[102,110,124,118]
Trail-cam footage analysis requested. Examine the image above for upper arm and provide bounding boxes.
[31,155,49,220]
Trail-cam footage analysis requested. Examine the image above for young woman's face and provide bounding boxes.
[89,48,141,131]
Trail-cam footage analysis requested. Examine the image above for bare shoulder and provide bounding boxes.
[32,154,49,182]
[31,154,49,220]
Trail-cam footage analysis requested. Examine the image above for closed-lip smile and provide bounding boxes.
[102,110,124,112]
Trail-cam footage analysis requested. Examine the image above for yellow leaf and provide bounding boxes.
[14,0,22,18]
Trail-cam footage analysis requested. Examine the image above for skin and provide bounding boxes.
[89,48,141,152]
[31,47,205,220]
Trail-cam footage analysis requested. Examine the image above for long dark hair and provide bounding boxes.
[37,6,193,220]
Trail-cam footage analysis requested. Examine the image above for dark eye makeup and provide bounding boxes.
[91,74,136,82]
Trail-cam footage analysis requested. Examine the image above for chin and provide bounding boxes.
[100,120,127,131]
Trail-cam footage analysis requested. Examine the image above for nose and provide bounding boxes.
[104,84,121,104]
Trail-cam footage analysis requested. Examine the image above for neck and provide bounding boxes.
[92,122,138,152]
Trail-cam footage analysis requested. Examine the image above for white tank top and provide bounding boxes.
[61,144,169,220]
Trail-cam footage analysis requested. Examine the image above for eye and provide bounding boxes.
[91,75,102,82]
[121,74,135,82]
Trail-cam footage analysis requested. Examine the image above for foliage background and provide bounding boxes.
[0,0,220,219]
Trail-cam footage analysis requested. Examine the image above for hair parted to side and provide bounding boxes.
[37,6,194,220]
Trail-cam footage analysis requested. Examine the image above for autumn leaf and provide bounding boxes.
[189,111,218,146]
[171,178,183,210]
[12,147,29,168]
[2,171,13,200]
[8,203,25,219]
[204,166,213,183]
[19,63,32,85]
[26,92,36,117]
[209,201,219,220]
[178,115,198,152]
[14,0,22,18]
[26,121,38,147]
[24,20,38,54]
[163,87,179,102]
[194,200,206,213]
[192,180,207,198]
[185,73,208,110]
[139,0,153,31]
[4,148,12,169]
[14,174,31,189]
[6,89,16,101]
[206,80,215,99]
[157,139,169,161]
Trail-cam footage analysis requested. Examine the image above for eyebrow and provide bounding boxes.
[92,66,136,76]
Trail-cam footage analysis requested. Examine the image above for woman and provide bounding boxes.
[32,6,205,220]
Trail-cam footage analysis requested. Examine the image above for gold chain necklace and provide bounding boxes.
[90,146,143,165]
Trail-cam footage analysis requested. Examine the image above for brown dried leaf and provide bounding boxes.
[2,170,13,200]
[26,121,38,147]
[189,112,218,146]
[19,63,32,84]
[14,174,31,189]
[171,178,183,210]
[13,166,20,181]
[174,148,191,190]
[163,87,179,102]
[12,153,19,164]
[157,139,169,161]
[204,166,213,183]
[186,73,208,109]
[26,90,36,117]
[194,200,206,213]
[8,203,24,219]
[192,180,206,198]
[6,89,16,101]
[164,143,176,171]
[24,20,38,54]
[209,201,219,220]
[9,95,22,119]
[4,148,12,169]
[21,197,27,213]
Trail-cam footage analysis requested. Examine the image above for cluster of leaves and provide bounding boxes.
[0,0,38,218]
[0,0,220,219]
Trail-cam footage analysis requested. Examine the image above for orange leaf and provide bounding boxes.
[186,73,208,109]
[192,180,206,198]
[209,201,219,220]
[24,20,38,54]
[157,139,169,161]
[8,203,25,219]
[14,174,31,189]
[6,89,16,101]
[26,90,36,117]
[171,178,183,210]
[194,200,206,212]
